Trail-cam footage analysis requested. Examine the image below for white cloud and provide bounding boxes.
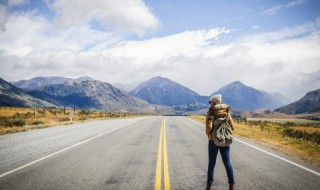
[261,0,306,15]
[8,0,29,6]
[106,28,229,63]
[240,19,320,44]
[52,0,160,36]
[0,4,7,31]
[0,10,319,101]
[286,0,306,8]
[0,11,121,56]
[251,25,260,30]
[0,0,29,31]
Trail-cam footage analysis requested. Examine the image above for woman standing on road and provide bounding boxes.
[205,94,235,190]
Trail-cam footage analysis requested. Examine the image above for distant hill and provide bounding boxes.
[172,102,208,115]
[211,81,290,111]
[39,80,168,113]
[274,88,320,114]
[13,76,94,90]
[0,78,56,107]
[231,109,294,119]
[112,82,141,92]
[1,77,170,113]
[129,76,208,106]
[3,75,305,115]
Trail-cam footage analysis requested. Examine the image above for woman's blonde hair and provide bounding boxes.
[209,94,222,104]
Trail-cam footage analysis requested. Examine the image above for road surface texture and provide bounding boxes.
[0,116,319,190]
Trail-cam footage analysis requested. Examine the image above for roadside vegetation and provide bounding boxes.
[0,107,153,135]
[188,115,320,168]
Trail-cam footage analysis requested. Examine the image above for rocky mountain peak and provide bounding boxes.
[130,76,206,106]
[212,81,289,110]
[275,88,320,114]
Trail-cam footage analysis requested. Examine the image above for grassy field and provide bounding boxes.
[188,115,320,168]
[0,107,152,135]
[247,117,320,124]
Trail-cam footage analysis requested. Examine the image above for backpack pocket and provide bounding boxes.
[212,117,233,147]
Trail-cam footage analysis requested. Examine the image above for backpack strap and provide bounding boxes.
[210,105,229,134]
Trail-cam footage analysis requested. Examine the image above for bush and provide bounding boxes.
[283,128,320,144]
[79,110,90,115]
[59,118,70,122]
[37,109,46,115]
[312,132,320,144]
[32,121,44,125]
[1,119,26,127]
[48,109,57,115]
[11,120,26,127]
[12,113,22,119]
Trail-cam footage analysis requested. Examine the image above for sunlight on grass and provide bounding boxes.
[188,115,320,168]
[0,107,151,135]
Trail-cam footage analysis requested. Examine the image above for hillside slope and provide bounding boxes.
[275,89,320,114]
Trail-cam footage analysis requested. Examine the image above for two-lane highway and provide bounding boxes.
[0,116,319,189]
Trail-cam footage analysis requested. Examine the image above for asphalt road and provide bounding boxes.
[0,116,319,190]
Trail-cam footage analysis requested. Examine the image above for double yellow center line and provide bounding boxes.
[155,119,171,190]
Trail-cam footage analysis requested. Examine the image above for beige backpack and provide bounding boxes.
[211,104,233,147]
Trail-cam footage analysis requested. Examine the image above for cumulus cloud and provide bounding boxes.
[0,11,121,56]
[8,0,29,6]
[0,0,29,31]
[106,28,229,63]
[0,4,7,31]
[0,10,319,101]
[52,0,160,36]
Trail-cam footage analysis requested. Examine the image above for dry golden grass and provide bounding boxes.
[188,115,320,168]
[0,107,151,135]
[290,126,320,134]
[247,117,320,124]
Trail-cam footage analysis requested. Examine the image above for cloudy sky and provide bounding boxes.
[0,0,319,101]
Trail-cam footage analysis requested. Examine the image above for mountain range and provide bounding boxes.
[1,75,318,115]
[211,81,291,110]
[129,76,207,106]
[128,77,290,111]
[0,78,56,107]
[275,89,320,114]
[13,76,94,90]
[1,77,169,113]
[38,80,164,112]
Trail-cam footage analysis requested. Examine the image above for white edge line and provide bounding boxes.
[0,127,118,179]
[234,138,320,177]
[185,117,320,177]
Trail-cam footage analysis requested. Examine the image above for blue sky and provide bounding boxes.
[0,0,319,101]
[144,0,319,38]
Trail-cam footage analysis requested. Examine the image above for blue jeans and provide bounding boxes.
[207,140,235,184]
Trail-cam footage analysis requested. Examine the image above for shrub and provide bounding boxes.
[0,117,9,126]
[25,112,33,118]
[312,132,320,144]
[283,128,320,144]
[0,117,26,127]
[32,121,44,125]
[79,110,90,115]
[37,109,46,115]
[48,109,57,115]
[11,120,26,127]
[59,118,70,122]
[12,113,22,119]
[283,128,294,135]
